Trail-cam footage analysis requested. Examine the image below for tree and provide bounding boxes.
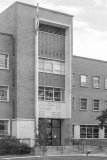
[96,109,107,129]
[35,118,49,154]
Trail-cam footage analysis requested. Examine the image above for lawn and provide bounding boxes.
[1,156,107,160]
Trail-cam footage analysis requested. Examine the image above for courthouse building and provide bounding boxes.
[0,2,73,146]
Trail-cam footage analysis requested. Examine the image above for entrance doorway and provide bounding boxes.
[39,118,61,146]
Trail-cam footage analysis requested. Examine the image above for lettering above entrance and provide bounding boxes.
[39,101,61,118]
[38,101,70,119]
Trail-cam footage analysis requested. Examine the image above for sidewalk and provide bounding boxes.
[1,153,107,159]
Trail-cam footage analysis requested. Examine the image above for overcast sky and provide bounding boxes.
[0,0,107,61]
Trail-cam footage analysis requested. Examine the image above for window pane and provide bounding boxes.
[0,86,8,101]
[54,89,61,101]
[45,61,53,72]
[80,126,86,138]
[38,87,44,100]
[93,99,99,110]
[93,76,100,88]
[54,62,61,73]
[81,98,87,110]
[0,54,8,69]
[45,87,53,100]
[81,75,87,86]
[61,89,65,101]
[0,120,8,136]
[39,60,44,71]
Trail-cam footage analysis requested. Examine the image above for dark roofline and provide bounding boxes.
[0,1,74,18]
[73,55,107,64]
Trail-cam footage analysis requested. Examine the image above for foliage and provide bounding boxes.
[35,118,49,154]
[96,109,107,129]
[0,135,31,155]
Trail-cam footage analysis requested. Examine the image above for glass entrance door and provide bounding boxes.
[47,119,61,146]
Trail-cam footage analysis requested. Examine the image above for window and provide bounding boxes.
[93,99,100,111]
[93,76,100,88]
[80,98,87,110]
[38,86,65,101]
[104,127,107,138]
[0,86,9,101]
[81,75,87,87]
[72,73,75,86]
[105,100,107,109]
[0,120,9,136]
[80,125,99,138]
[72,97,75,110]
[105,78,107,89]
[39,23,65,36]
[0,53,9,69]
[38,59,65,75]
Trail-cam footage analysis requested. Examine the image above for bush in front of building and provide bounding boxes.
[0,135,31,155]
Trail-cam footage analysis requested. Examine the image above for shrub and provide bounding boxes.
[0,135,31,155]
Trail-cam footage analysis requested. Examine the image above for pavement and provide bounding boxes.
[1,153,107,159]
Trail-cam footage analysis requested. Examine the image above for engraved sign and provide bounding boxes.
[38,101,61,118]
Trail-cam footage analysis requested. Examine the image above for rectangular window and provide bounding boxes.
[0,53,9,69]
[0,86,9,101]
[72,97,75,110]
[80,125,99,138]
[0,120,9,136]
[38,86,65,101]
[93,99,100,111]
[81,75,87,87]
[72,73,75,86]
[38,59,65,75]
[93,76,100,88]
[105,78,107,89]
[104,127,107,138]
[80,98,87,110]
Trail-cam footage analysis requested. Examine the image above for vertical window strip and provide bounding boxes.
[105,78,107,89]
[72,73,75,86]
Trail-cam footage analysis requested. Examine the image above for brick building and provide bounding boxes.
[0,2,73,146]
[72,56,107,140]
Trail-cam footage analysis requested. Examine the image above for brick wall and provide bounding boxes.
[0,33,13,119]
[72,56,107,124]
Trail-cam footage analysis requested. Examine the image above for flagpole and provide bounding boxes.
[35,3,39,141]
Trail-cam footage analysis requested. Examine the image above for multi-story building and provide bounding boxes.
[72,56,107,140]
[0,2,73,146]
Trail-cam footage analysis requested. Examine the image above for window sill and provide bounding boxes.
[93,87,100,89]
[80,109,87,111]
[0,67,9,70]
[0,100,9,102]
[80,85,88,88]
[38,100,66,103]
[93,110,100,112]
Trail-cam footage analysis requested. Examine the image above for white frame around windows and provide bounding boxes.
[38,86,65,102]
[0,119,10,136]
[38,58,65,75]
[0,86,9,102]
[93,76,100,88]
[93,99,100,111]
[105,78,107,90]
[80,98,88,110]
[0,53,9,70]
[80,74,88,87]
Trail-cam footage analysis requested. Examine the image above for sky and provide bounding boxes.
[0,0,107,61]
